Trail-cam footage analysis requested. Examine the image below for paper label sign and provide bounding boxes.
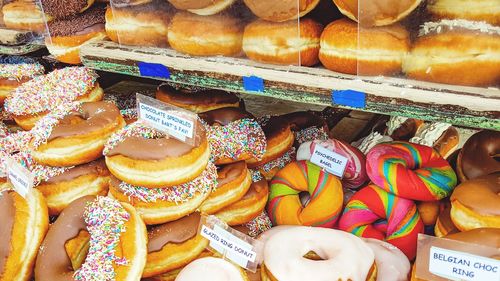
[6,157,34,198]
[199,215,263,272]
[136,94,197,145]
[309,145,348,177]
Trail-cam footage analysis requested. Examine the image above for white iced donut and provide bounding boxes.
[363,238,410,281]
[175,257,247,281]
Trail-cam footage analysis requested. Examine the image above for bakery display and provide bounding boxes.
[0,56,45,105]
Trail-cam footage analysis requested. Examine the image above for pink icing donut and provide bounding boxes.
[297,139,368,189]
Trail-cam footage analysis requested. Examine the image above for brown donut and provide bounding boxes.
[243,0,320,22]
[282,111,329,147]
[457,130,500,182]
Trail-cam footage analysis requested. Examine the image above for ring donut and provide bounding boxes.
[267,160,343,227]
[282,111,329,147]
[457,130,500,182]
[363,238,411,281]
[366,142,457,201]
[0,56,44,105]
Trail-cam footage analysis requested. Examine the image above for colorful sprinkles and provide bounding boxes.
[243,211,273,238]
[254,147,296,173]
[73,196,130,281]
[294,127,329,146]
[0,56,44,80]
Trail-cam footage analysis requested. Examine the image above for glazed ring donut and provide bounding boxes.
[156,84,242,113]
[267,160,343,227]
[214,179,269,226]
[450,173,500,231]
[366,142,457,201]
[297,138,369,189]
[0,190,48,281]
[35,196,147,281]
[0,56,45,105]
[339,184,424,259]
[41,0,95,18]
[262,226,377,281]
[200,107,266,165]
[30,101,126,167]
[199,161,252,214]
[37,159,110,216]
[108,161,217,225]
[176,257,249,281]
[104,121,210,188]
[363,238,411,281]
[457,130,500,182]
[143,212,209,278]
[282,111,329,147]
[4,67,103,130]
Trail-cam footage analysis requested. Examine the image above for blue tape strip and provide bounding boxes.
[332,90,366,109]
[243,76,264,92]
[138,62,170,79]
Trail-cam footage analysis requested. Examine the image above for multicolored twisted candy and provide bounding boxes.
[268,160,343,228]
[338,184,424,259]
[366,142,457,201]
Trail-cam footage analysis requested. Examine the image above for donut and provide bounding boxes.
[156,84,242,113]
[30,101,126,167]
[41,0,94,18]
[250,146,296,181]
[108,161,217,224]
[282,111,329,148]
[352,131,394,155]
[0,122,8,138]
[262,226,377,281]
[297,138,369,189]
[104,121,210,188]
[167,0,236,16]
[105,2,172,48]
[214,179,269,226]
[427,0,500,26]
[242,18,323,66]
[339,184,424,259]
[332,0,422,27]
[416,201,441,226]
[176,257,248,281]
[434,205,459,237]
[366,142,458,201]
[143,212,209,278]
[319,19,410,76]
[267,160,343,227]
[36,159,110,215]
[386,116,424,141]
[199,107,266,165]
[168,12,243,57]
[141,251,215,281]
[243,0,320,22]
[112,0,152,7]
[450,173,499,231]
[0,56,45,105]
[4,67,103,130]
[45,5,107,65]
[2,1,53,32]
[0,190,48,281]
[363,238,411,281]
[403,20,500,87]
[457,130,500,182]
[233,211,273,238]
[199,161,252,214]
[410,123,459,158]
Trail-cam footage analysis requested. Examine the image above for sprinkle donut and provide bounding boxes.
[268,160,343,227]
[339,184,424,259]
[297,138,369,189]
[0,56,45,105]
[366,142,457,201]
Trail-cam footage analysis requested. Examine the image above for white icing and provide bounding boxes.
[419,19,500,37]
[386,116,408,135]
[363,238,410,281]
[352,132,393,155]
[410,122,452,147]
[175,257,244,281]
[264,226,375,281]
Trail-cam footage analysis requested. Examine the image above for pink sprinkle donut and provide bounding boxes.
[297,138,368,189]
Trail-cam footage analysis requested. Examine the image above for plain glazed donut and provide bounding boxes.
[0,190,48,281]
[262,226,377,281]
[30,101,126,167]
[243,0,320,22]
[4,67,103,130]
[200,161,252,214]
[363,238,411,281]
[457,130,500,182]
[297,138,369,189]
[0,56,44,105]
[2,1,52,32]
[104,121,210,188]
[200,107,266,165]
[35,196,147,281]
[366,142,457,201]
[108,161,217,224]
[339,184,424,259]
[267,160,343,227]
[176,257,248,281]
[450,173,500,231]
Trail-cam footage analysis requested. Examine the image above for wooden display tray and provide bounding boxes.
[81,40,500,130]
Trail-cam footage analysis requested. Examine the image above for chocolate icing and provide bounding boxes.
[199,107,255,126]
[35,195,95,281]
[45,159,108,184]
[0,192,15,276]
[451,173,500,216]
[282,111,328,131]
[263,116,289,140]
[217,161,246,187]
[157,84,240,106]
[147,212,201,253]
[460,130,500,180]
[41,0,89,19]
[47,5,105,37]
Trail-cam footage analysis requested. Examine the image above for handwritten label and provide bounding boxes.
[429,247,500,281]
[309,144,348,177]
[138,62,170,79]
[332,90,366,109]
[243,76,264,92]
[6,158,34,198]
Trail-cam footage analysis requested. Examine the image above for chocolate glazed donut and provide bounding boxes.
[457,130,500,182]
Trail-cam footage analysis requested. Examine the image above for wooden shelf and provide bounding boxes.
[80,40,500,130]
